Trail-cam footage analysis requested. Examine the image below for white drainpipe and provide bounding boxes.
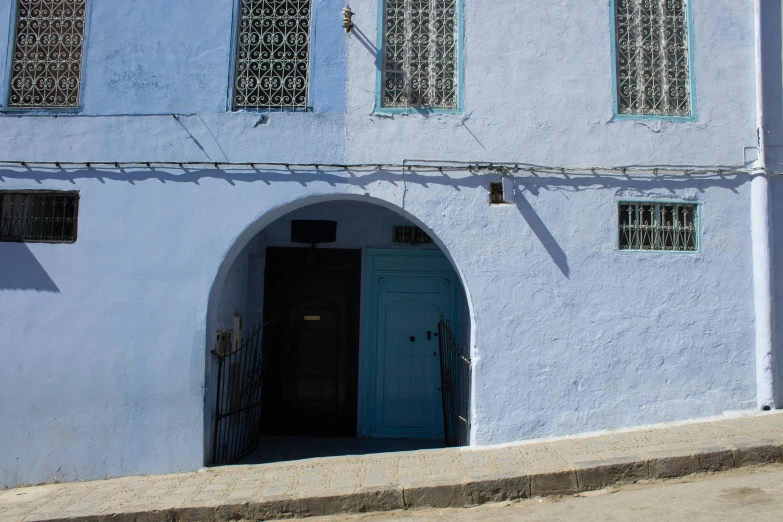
[751,0,776,410]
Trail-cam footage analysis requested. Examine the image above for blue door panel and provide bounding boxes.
[363,250,461,439]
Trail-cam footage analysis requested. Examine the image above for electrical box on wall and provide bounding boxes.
[489,178,515,205]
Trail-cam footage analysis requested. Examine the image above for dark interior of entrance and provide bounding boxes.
[208,201,471,467]
[262,247,361,438]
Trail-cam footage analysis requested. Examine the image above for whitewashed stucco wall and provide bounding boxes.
[345,0,757,167]
[0,0,769,489]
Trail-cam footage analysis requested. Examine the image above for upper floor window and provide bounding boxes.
[380,0,459,110]
[232,0,312,110]
[8,0,87,109]
[614,0,692,117]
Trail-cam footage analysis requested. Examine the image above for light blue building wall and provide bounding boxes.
[0,0,777,488]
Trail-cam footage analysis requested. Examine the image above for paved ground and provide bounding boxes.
[1,412,782,521]
[238,437,443,465]
[311,465,783,521]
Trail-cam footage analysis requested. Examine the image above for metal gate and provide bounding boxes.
[438,315,471,447]
[210,319,269,466]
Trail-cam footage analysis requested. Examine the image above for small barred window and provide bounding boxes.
[614,0,691,117]
[393,225,433,245]
[233,0,312,110]
[8,0,88,109]
[381,0,459,109]
[618,202,697,252]
[0,191,79,243]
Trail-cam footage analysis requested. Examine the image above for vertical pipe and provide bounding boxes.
[752,0,776,410]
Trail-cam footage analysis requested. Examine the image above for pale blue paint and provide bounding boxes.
[373,0,464,114]
[374,276,446,438]
[609,0,698,122]
[361,249,461,438]
[0,0,769,490]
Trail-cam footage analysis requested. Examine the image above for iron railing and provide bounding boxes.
[438,315,471,447]
[211,320,269,466]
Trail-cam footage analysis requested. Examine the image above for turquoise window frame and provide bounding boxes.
[375,0,465,115]
[609,0,698,122]
[615,198,702,254]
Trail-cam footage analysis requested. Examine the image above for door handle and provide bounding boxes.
[426,331,432,340]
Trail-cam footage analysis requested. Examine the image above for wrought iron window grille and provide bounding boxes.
[8,0,88,109]
[381,0,459,109]
[618,201,697,252]
[232,0,312,110]
[393,225,433,245]
[0,191,79,243]
[614,0,691,117]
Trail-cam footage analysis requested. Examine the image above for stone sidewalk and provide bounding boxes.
[2,412,783,522]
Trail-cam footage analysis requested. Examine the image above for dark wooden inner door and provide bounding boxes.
[262,247,361,437]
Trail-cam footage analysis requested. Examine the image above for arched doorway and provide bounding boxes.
[206,197,472,466]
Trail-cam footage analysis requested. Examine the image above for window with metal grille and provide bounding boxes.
[489,182,504,205]
[232,0,312,110]
[8,0,88,109]
[618,202,697,252]
[0,191,79,242]
[614,0,691,117]
[381,0,459,109]
[393,225,433,245]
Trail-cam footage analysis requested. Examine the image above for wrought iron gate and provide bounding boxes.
[210,320,269,466]
[438,315,471,447]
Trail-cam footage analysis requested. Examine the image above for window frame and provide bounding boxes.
[227,0,316,113]
[375,0,464,114]
[392,224,434,245]
[609,0,697,122]
[1,0,93,114]
[615,198,701,254]
[0,189,80,244]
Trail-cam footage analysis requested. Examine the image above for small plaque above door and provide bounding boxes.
[304,316,321,321]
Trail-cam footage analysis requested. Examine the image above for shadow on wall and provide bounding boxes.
[0,243,60,292]
[761,1,783,407]
[763,1,783,171]
[0,166,751,288]
[771,178,783,408]
[516,191,570,278]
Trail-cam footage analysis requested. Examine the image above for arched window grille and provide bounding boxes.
[8,0,88,109]
[614,0,692,117]
[381,0,459,109]
[232,0,312,110]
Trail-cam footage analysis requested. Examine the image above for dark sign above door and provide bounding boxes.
[291,220,337,244]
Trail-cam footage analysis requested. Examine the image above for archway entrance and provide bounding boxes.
[207,199,471,466]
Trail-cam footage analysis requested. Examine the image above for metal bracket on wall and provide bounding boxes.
[343,5,354,33]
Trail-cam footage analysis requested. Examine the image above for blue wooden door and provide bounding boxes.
[373,275,451,438]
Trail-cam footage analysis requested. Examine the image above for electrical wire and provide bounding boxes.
[0,160,760,177]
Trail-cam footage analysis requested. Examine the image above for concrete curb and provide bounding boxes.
[37,440,783,522]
